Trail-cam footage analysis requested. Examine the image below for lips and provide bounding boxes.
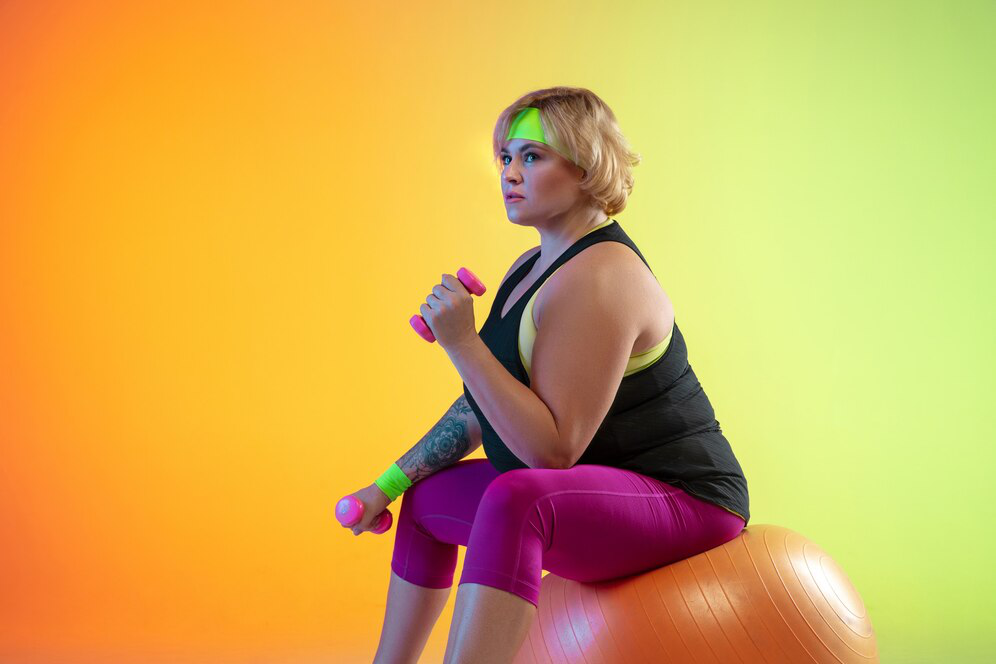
[506,194,524,200]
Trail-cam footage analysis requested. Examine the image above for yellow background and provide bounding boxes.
[1,1,993,662]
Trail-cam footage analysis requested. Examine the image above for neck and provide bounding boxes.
[533,210,610,272]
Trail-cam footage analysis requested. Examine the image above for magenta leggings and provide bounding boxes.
[390,458,746,608]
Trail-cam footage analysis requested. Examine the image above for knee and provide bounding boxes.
[466,470,557,568]
[478,468,555,516]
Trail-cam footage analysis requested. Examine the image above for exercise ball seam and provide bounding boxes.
[747,529,822,662]
[664,562,722,662]
[588,577,627,662]
[721,535,798,662]
[640,568,685,661]
[682,559,743,662]
[782,535,855,661]
[702,544,777,662]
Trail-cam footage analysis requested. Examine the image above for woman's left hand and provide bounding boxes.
[419,273,478,352]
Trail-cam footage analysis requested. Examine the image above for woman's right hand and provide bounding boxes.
[342,483,393,536]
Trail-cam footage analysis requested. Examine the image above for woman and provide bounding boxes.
[343,86,750,664]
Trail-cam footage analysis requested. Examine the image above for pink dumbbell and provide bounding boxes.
[410,267,487,343]
[335,494,393,534]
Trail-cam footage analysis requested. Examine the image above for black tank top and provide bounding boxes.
[463,220,751,524]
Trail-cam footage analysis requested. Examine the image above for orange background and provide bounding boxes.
[2,2,993,662]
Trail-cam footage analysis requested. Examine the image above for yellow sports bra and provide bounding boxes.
[518,219,672,379]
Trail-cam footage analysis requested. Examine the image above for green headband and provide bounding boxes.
[505,106,575,165]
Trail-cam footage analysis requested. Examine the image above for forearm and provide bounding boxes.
[445,335,561,469]
[393,394,482,487]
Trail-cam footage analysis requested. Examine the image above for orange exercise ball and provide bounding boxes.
[513,524,878,664]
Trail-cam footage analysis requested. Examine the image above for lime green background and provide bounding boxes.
[362,2,996,659]
[0,1,993,661]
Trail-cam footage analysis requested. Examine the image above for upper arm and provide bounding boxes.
[529,245,643,468]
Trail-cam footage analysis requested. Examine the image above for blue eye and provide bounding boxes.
[502,152,537,165]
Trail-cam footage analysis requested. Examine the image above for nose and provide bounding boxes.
[502,156,523,180]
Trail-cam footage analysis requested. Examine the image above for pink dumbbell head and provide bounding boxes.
[410,267,487,343]
[335,494,393,534]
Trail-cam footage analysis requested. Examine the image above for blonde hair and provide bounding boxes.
[493,86,642,217]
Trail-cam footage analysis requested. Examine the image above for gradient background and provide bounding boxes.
[1,1,993,662]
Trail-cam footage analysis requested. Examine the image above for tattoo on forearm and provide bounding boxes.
[452,394,474,420]
[397,396,477,484]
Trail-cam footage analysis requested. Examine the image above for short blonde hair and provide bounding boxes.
[493,86,641,217]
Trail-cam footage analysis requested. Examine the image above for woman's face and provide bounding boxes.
[500,138,586,223]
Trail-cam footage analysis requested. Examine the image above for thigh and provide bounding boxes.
[398,457,500,546]
[492,463,745,584]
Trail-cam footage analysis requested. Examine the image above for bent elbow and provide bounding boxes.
[544,438,579,470]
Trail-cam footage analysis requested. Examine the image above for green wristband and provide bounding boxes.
[374,462,412,502]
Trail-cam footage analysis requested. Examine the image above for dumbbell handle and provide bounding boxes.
[335,494,393,534]
[410,267,487,343]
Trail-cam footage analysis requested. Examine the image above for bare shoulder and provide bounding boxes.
[582,241,655,280]
[535,241,673,342]
[538,240,665,305]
